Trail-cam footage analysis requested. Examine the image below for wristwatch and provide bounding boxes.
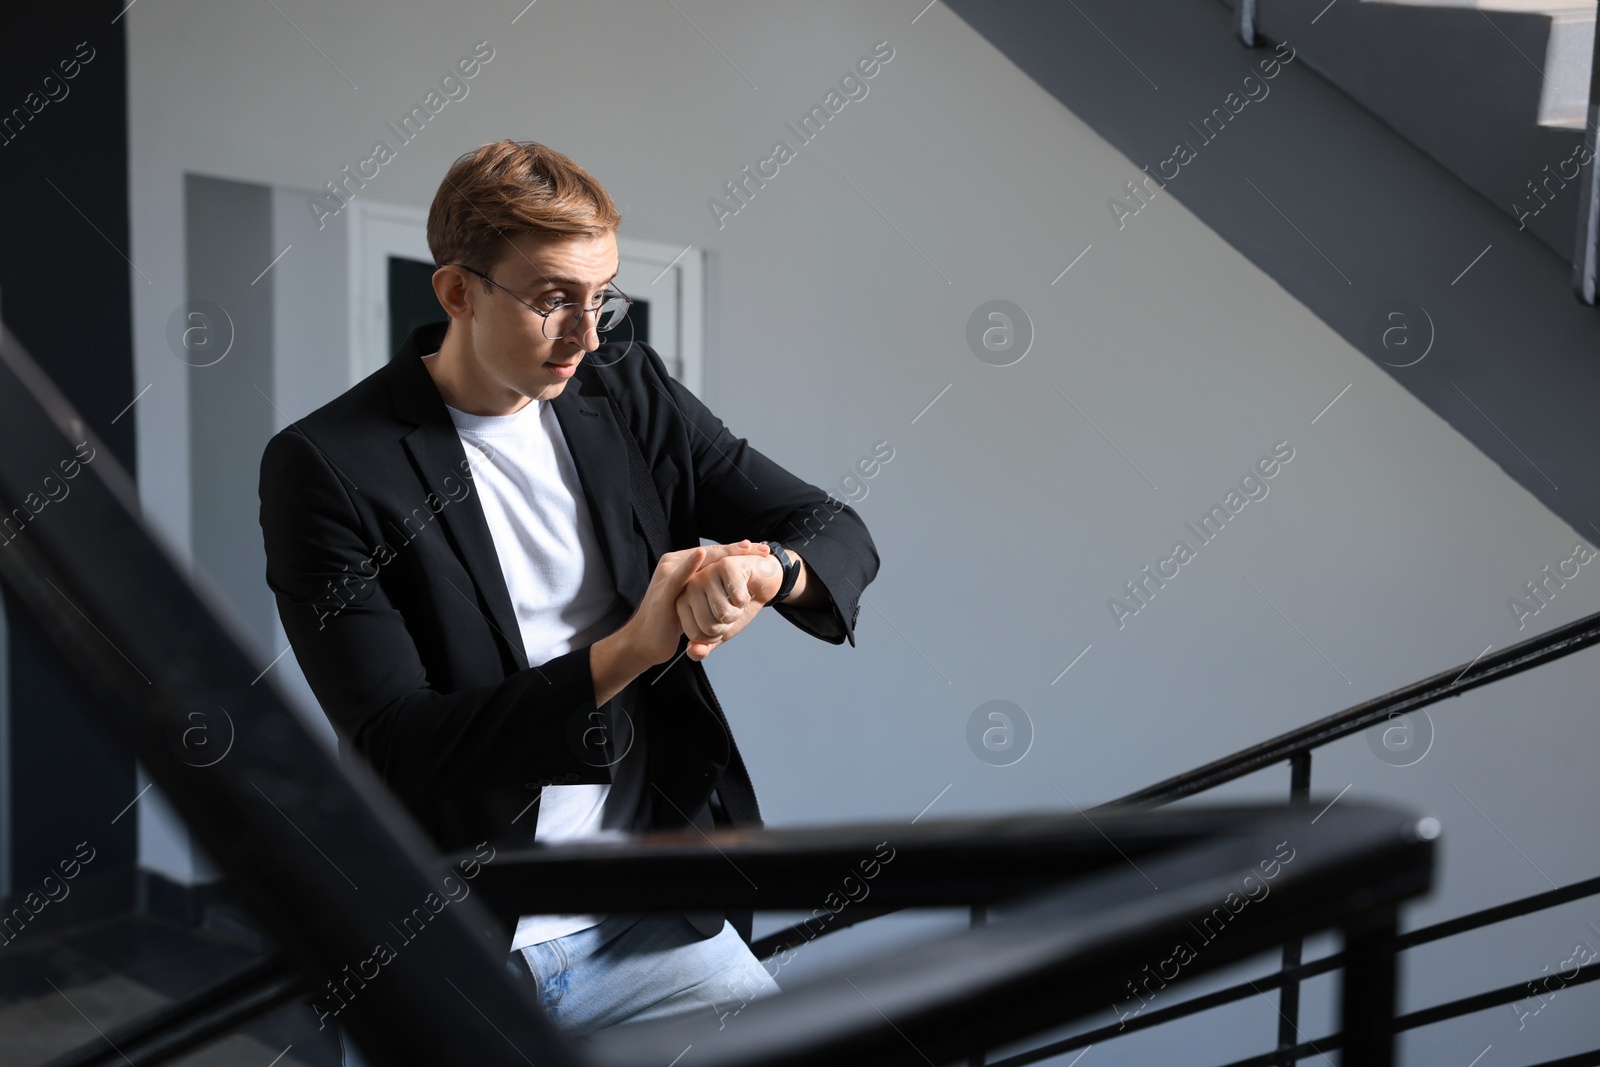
[761,540,800,604]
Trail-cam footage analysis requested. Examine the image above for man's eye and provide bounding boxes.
[540,290,617,309]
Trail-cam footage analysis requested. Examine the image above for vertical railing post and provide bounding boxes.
[1235,0,1260,47]
[969,903,988,1067]
[1274,751,1313,1065]
[1340,912,1400,1067]
[1572,0,1600,304]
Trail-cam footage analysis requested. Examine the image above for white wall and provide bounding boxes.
[126,2,1600,1062]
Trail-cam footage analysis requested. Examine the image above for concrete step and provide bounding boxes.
[1365,0,1595,129]
[1234,0,1593,263]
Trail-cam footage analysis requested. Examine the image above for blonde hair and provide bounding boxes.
[426,140,621,281]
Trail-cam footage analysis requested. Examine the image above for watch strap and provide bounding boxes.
[762,540,799,604]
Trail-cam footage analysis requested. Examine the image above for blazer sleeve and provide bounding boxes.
[638,344,880,646]
[258,427,609,813]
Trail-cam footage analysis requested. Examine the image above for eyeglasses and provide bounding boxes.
[448,263,632,341]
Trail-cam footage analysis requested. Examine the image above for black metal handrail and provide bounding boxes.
[977,868,1600,1067]
[727,606,1600,1067]
[745,604,1600,961]
[989,612,1600,1067]
[1100,614,1600,1066]
[83,856,1595,1067]
[1111,607,1600,808]
[566,803,1433,1067]
[36,805,1433,1067]
[982,617,1600,1067]
[0,323,1436,1064]
[0,336,591,1067]
[735,603,1600,1066]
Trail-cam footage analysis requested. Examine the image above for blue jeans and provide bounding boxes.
[339,913,780,1064]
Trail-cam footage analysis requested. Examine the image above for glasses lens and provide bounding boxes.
[541,303,578,340]
[595,296,629,333]
[542,295,631,338]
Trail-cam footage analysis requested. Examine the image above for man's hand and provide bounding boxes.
[622,540,772,667]
[593,541,779,705]
[676,542,783,659]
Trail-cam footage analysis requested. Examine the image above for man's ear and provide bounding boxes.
[432,265,475,321]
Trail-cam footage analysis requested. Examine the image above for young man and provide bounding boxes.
[257,140,878,1058]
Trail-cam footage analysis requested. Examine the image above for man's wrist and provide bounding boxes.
[611,617,665,671]
[771,552,789,602]
[591,624,655,706]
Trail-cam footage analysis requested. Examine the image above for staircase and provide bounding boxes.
[1234,0,1599,277]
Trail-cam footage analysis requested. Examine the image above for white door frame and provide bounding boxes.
[347,200,433,386]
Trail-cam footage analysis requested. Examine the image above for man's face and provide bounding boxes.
[466,230,620,403]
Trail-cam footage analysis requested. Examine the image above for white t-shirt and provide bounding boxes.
[443,390,650,950]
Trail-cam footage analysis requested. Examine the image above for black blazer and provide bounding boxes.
[258,321,878,944]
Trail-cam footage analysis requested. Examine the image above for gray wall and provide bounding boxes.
[186,173,277,653]
[949,0,1600,594]
[125,1,1600,1062]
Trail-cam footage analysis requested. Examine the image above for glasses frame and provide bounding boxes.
[447,263,633,340]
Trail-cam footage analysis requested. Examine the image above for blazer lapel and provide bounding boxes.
[387,323,530,671]
[385,323,650,675]
[552,368,650,609]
